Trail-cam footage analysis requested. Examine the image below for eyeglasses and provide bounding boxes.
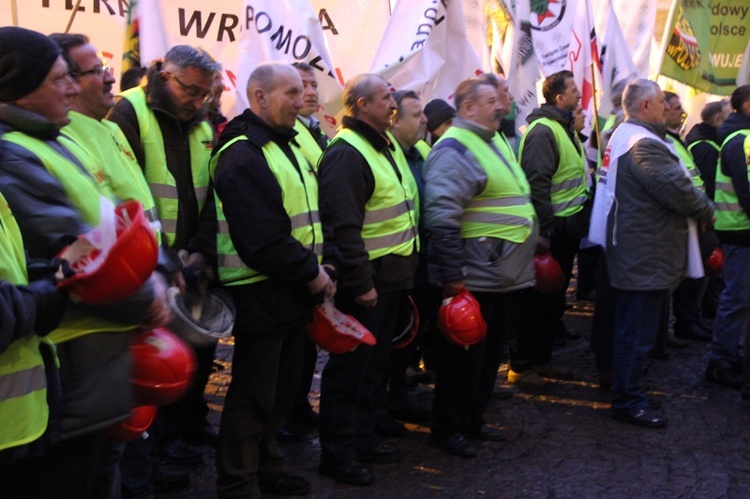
[70,62,111,78]
[165,72,213,102]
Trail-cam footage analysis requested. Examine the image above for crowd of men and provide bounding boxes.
[1,25,750,498]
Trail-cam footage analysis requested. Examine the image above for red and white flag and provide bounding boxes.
[569,0,601,138]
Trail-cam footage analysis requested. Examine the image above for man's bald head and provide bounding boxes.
[247,62,303,130]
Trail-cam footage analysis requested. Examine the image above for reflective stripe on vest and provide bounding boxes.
[519,117,588,217]
[293,119,325,171]
[334,129,419,259]
[210,135,323,286]
[436,127,535,242]
[64,112,162,243]
[715,130,750,231]
[2,131,105,226]
[120,87,213,246]
[668,135,705,192]
[0,192,50,452]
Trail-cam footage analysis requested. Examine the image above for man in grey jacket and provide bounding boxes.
[595,79,714,427]
[423,77,536,457]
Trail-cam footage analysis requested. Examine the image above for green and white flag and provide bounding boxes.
[660,0,750,95]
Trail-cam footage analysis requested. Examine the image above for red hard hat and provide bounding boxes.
[58,200,158,305]
[392,294,420,349]
[107,405,158,441]
[437,288,487,347]
[533,252,565,294]
[306,297,377,354]
[704,246,724,277]
[130,327,196,406]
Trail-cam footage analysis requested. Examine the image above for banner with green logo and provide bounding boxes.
[660,0,750,95]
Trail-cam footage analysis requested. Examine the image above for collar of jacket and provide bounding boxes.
[625,117,668,139]
[454,117,496,142]
[0,103,60,139]
[717,111,750,143]
[666,128,685,145]
[234,108,298,149]
[686,122,718,144]
[341,115,394,154]
[528,103,575,132]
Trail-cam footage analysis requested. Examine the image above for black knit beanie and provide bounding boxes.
[0,27,61,102]
[424,98,457,132]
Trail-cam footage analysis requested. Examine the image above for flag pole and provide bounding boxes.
[587,2,601,151]
[64,0,84,33]
[11,0,18,26]
[655,0,679,79]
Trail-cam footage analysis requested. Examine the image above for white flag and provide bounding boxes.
[506,0,541,136]
[369,0,483,107]
[599,0,638,118]
[462,0,493,72]
[236,0,344,136]
[523,0,577,77]
[308,0,393,81]
[610,0,654,78]
[136,0,169,68]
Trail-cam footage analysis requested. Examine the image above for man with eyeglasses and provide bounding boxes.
[49,33,192,498]
[108,44,222,480]
[0,26,169,497]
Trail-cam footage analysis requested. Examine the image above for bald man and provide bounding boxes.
[211,62,334,499]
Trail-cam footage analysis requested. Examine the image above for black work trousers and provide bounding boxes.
[319,289,403,464]
[216,321,305,498]
[510,231,579,372]
[431,290,520,436]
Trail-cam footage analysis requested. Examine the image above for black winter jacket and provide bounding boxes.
[521,104,589,237]
[211,109,321,334]
[715,112,750,246]
[107,67,216,264]
[685,122,721,200]
[318,117,417,296]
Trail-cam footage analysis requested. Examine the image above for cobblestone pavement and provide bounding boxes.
[161,298,750,498]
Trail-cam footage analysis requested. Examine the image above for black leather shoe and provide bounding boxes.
[374,416,407,438]
[153,468,190,494]
[357,443,403,464]
[706,361,743,389]
[158,438,203,466]
[674,324,712,342]
[429,433,478,458]
[258,474,311,496]
[465,426,509,442]
[319,459,375,486]
[611,408,668,428]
